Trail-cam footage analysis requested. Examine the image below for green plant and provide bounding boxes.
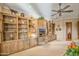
[64,46,79,56]
[38,16,45,20]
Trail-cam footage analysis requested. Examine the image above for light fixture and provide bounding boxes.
[31,33,37,38]
[21,20,24,24]
[56,24,61,31]
[10,34,13,38]
[10,19,13,22]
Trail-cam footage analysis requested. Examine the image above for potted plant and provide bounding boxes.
[64,42,79,56]
[38,16,45,20]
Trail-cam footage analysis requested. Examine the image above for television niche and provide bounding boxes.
[39,28,46,37]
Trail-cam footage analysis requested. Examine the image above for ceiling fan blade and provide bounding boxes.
[52,10,58,12]
[51,14,57,16]
[59,3,61,10]
[62,10,73,12]
[62,5,70,10]
[51,13,58,16]
[59,12,62,16]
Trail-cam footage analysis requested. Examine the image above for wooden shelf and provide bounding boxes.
[18,15,28,42]
[1,12,17,18]
[19,32,27,34]
[3,22,17,24]
[0,5,38,55]
[18,23,27,25]
[18,16,27,19]
[4,31,17,33]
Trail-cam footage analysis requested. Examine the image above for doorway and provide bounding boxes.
[66,22,72,41]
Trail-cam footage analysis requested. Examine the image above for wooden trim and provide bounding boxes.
[16,17,18,40]
[52,23,55,34]
[77,21,79,39]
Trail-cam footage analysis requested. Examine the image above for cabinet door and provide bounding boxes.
[9,40,18,54]
[30,38,37,47]
[17,40,24,51]
[66,22,72,41]
[23,40,29,49]
[37,37,45,45]
[1,42,10,55]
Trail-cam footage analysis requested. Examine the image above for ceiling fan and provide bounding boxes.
[51,3,73,16]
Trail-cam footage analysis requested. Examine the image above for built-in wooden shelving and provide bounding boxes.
[0,5,30,55]
[28,18,38,47]
[0,5,55,56]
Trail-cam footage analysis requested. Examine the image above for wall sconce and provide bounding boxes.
[10,19,14,22]
[56,25,61,31]
[31,33,37,38]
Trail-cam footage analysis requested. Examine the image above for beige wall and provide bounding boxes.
[53,18,79,41]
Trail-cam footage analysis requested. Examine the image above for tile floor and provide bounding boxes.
[10,40,71,56]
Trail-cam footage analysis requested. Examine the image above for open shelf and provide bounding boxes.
[3,15,17,41]
[18,18,28,40]
[0,5,38,55]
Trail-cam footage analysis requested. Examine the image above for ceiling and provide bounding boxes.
[1,3,79,20]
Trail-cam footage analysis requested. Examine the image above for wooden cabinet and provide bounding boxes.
[30,38,37,47]
[18,40,24,51]
[0,12,30,55]
[8,40,18,54]
[0,5,38,55]
[28,19,37,47]
[17,40,29,51]
[37,19,47,44]
[18,17,29,51]
[18,18,28,40]
[23,40,29,49]
[1,41,12,55]
[0,40,18,55]
[37,37,45,45]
